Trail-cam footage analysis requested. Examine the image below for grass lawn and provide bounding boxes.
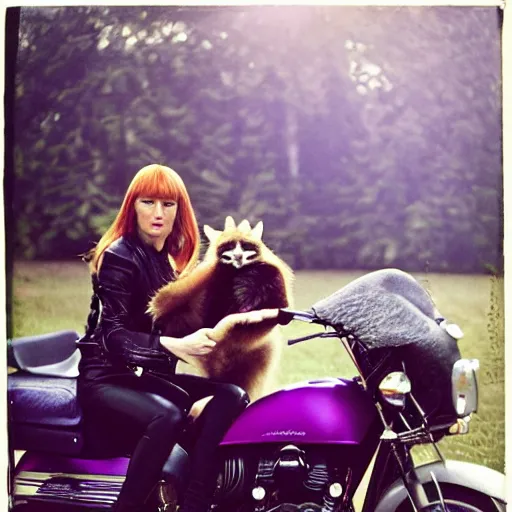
[10,262,505,479]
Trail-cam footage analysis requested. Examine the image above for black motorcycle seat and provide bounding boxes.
[8,373,82,427]
[8,330,79,368]
[8,372,192,460]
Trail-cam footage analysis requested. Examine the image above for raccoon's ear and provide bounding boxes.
[238,219,251,234]
[204,225,221,243]
[224,216,236,230]
[252,221,263,240]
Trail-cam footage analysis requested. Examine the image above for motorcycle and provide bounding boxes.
[8,268,506,511]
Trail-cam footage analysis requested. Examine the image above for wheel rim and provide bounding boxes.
[421,500,485,512]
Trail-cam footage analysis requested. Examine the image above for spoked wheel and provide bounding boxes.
[420,501,492,512]
[396,483,505,512]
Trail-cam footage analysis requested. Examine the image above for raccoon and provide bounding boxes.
[148,216,294,401]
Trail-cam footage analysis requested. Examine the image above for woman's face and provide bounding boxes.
[134,197,178,250]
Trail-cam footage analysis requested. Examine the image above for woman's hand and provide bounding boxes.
[160,309,279,366]
[160,329,216,367]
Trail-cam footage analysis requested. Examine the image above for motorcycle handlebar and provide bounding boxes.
[277,309,337,346]
[277,308,319,325]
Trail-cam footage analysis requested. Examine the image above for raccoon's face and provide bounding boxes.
[217,240,260,269]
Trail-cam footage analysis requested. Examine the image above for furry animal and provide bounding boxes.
[148,216,294,401]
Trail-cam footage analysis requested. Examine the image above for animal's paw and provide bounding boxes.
[147,283,175,319]
[210,309,279,340]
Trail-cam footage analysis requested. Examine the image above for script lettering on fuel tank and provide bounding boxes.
[262,430,306,437]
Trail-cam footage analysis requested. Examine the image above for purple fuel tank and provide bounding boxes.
[220,377,378,446]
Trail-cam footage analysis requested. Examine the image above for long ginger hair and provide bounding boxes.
[89,164,200,275]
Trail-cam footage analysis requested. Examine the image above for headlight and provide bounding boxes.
[452,359,479,417]
[378,371,412,409]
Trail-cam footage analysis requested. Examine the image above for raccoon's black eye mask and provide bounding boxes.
[216,241,259,257]
[241,242,259,252]
[217,241,237,256]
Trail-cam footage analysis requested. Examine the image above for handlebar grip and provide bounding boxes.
[278,308,318,325]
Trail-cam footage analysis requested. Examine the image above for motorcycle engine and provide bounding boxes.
[216,445,349,512]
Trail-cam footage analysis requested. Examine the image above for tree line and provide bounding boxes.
[9,5,503,273]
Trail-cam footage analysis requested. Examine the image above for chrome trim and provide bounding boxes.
[379,372,411,408]
[14,471,123,506]
[452,359,479,417]
[430,471,447,512]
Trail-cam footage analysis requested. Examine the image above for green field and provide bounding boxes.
[11,262,505,476]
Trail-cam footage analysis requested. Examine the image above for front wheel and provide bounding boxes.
[395,483,506,512]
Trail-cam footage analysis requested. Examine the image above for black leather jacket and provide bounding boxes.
[78,233,179,384]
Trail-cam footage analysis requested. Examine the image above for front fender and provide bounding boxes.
[373,459,506,512]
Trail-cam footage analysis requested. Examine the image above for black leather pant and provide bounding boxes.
[79,372,249,512]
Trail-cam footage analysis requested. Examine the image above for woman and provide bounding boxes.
[78,164,277,512]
